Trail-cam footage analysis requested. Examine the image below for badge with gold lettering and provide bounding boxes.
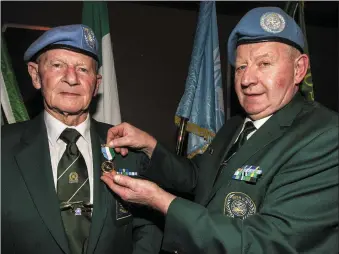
[224,192,256,220]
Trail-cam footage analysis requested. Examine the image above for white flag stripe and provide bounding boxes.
[92,33,121,125]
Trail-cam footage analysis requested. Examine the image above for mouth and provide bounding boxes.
[60,92,80,97]
[243,93,264,97]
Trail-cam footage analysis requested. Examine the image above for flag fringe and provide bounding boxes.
[175,115,216,140]
[186,143,210,159]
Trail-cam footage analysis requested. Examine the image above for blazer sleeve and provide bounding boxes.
[131,209,163,254]
[141,143,201,195]
[131,153,164,254]
[160,127,339,254]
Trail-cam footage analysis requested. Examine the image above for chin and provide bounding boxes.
[244,106,267,117]
[56,105,85,115]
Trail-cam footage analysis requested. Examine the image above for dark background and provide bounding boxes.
[1,1,338,151]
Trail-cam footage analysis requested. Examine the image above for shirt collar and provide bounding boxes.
[44,111,91,145]
[244,114,272,130]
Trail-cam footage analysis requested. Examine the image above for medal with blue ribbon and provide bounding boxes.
[101,145,116,173]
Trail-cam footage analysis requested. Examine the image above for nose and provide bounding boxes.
[240,65,257,88]
[63,66,79,86]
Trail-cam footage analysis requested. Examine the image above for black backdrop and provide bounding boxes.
[1,1,338,150]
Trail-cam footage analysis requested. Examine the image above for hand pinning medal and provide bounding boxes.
[101,145,116,173]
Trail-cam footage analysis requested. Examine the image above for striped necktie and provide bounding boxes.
[57,128,91,254]
[213,121,256,185]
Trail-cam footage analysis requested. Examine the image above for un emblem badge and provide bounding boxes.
[83,27,96,49]
[224,192,256,220]
[260,12,286,34]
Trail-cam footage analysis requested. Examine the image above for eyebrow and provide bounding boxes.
[236,52,274,65]
[254,53,273,61]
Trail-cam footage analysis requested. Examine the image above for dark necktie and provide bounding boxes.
[57,128,91,254]
[213,121,256,185]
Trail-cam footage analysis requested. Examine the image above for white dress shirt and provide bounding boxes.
[234,115,273,143]
[44,111,94,204]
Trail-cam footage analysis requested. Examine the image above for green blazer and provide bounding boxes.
[1,113,162,254]
[143,94,338,254]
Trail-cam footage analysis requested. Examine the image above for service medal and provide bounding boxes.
[101,160,115,173]
[101,144,116,173]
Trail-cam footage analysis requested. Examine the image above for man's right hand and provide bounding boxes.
[106,122,157,158]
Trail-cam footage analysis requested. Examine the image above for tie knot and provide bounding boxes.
[59,128,81,144]
[242,121,256,136]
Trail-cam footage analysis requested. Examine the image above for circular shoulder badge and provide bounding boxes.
[224,192,256,219]
[260,12,286,34]
[82,27,96,49]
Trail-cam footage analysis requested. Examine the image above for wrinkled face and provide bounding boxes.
[28,49,101,116]
[234,42,307,120]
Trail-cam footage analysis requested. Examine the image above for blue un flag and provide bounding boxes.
[175,1,225,158]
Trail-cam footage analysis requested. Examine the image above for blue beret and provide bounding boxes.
[24,24,99,62]
[227,7,305,66]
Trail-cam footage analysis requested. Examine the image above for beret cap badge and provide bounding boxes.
[260,12,286,34]
[83,26,96,50]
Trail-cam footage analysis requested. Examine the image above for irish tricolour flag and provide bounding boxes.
[82,1,121,125]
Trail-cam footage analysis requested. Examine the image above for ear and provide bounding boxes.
[294,54,309,85]
[27,62,41,89]
[93,74,102,96]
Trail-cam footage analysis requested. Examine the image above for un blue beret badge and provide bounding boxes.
[260,12,286,34]
[83,26,96,49]
[224,192,256,220]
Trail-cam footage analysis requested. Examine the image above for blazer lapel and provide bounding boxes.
[208,94,307,202]
[198,116,243,204]
[15,113,70,254]
[86,120,109,254]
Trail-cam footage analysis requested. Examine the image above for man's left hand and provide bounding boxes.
[101,172,176,215]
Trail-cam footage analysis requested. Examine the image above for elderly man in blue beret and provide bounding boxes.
[100,7,338,254]
[1,24,162,254]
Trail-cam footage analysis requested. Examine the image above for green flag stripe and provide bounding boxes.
[1,37,29,123]
[82,1,110,66]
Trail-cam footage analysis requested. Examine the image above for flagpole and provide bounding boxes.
[175,117,188,155]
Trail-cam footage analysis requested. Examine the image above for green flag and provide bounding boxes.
[284,1,314,101]
[0,35,29,124]
[82,1,121,125]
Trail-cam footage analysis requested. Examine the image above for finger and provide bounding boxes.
[106,124,125,144]
[102,170,116,180]
[101,175,128,198]
[120,148,129,156]
[114,147,122,154]
[108,136,130,148]
[113,174,136,189]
